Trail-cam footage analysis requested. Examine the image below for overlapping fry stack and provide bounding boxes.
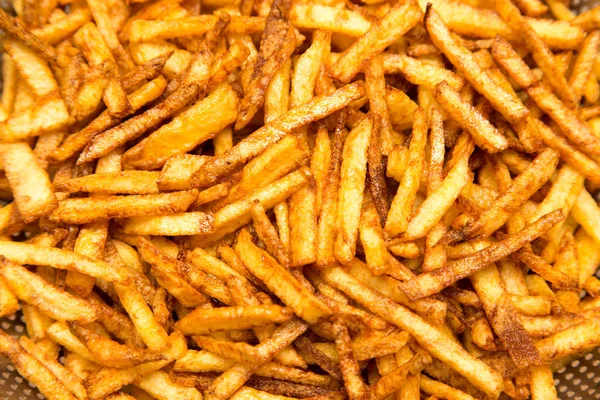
[3,0,600,399]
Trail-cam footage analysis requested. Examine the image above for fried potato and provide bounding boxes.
[400,209,564,299]
[51,190,198,224]
[434,81,508,153]
[2,142,57,223]
[191,82,365,188]
[128,15,265,42]
[382,53,466,91]
[0,9,57,63]
[51,76,168,162]
[493,37,600,156]
[175,305,292,335]
[119,212,214,236]
[424,0,584,49]
[235,229,331,324]
[320,266,503,398]
[3,2,600,399]
[79,83,199,164]
[331,0,421,83]
[191,168,312,247]
[0,241,131,284]
[83,332,187,399]
[0,330,78,400]
[0,257,97,322]
[135,370,203,400]
[123,83,238,170]
[204,320,308,400]
[334,114,373,263]
[385,108,427,237]
[55,171,160,195]
[68,322,166,369]
[447,148,559,242]
[425,6,529,125]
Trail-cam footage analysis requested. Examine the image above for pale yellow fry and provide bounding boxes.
[114,283,169,352]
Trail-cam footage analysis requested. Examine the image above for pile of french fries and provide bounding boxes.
[4,0,600,399]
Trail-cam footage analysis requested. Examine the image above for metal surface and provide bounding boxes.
[2,1,600,399]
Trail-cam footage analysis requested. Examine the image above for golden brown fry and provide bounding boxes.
[191,82,365,188]
[0,241,131,284]
[370,352,432,400]
[128,15,265,42]
[51,190,198,225]
[0,330,78,400]
[320,266,503,398]
[332,0,421,83]
[447,148,559,242]
[120,212,214,236]
[2,142,57,223]
[569,31,600,104]
[434,81,507,153]
[51,73,168,163]
[83,332,188,399]
[0,8,57,63]
[175,305,292,335]
[123,84,239,170]
[236,3,299,130]
[0,256,97,322]
[385,108,427,237]
[191,168,312,247]
[382,53,466,91]
[204,319,308,400]
[331,319,366,400]
[86,0,133,71]
[117,234,207,308]
[334,114,373,263]
[400,210,564,299]
[55,171,160,195]
[492,37,600,156]
[425,5,529,125]
[79,83,199,164]
[113,283,170,352]
[68,322,166,368]
[135,370,203,400]
[250,200,289,266]
[235,229,331,323]
[495,0,576,107]
[425,0,583,49]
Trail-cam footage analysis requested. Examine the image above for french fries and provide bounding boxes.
[3,1,600,399]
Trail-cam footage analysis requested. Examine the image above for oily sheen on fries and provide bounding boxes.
[3,0,600,400]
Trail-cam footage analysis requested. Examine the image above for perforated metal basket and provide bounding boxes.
[3,1,600,399]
